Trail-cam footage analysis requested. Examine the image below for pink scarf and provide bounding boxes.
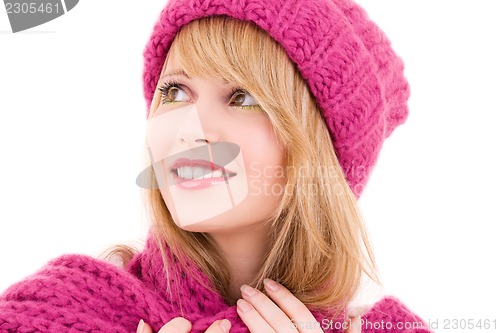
[0,233,431,332]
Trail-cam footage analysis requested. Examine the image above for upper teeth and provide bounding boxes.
[176,166,224,180]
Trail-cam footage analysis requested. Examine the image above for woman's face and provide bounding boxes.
[146,47,286,233]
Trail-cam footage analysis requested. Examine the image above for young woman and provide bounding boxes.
[0,0,431,332]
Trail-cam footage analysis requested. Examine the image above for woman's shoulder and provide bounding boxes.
[361,295,432,333]
[0,253,146,332]
[1,253,136,295]
[345,276,431,332]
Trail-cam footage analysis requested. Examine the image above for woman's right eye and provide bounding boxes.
[158,82,190,104]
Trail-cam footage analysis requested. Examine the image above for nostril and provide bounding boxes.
[195,138,209,144]
[178,138,209,144]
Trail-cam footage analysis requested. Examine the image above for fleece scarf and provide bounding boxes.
[0,233,431,332]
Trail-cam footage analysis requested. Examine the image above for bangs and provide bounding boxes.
[171,16,287,98]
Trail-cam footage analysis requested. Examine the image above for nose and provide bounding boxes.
[176,104,219,145]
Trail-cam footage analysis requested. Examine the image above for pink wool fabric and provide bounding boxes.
[0,233,431,332]
[142,0,410,197]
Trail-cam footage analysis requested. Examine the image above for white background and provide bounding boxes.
[1,1,499,332]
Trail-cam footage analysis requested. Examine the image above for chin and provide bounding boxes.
[174,213,243,233]
[167,194,281,234]
[173,210,262,234]
[176,220,226,233]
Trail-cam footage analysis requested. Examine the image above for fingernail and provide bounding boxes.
[237,299,252,313]
[219,319,231,333]
[264,278,280,291]
[136,319,144,333]
[240,284,257,297]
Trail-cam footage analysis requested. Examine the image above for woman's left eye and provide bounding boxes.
[229,89,260,109]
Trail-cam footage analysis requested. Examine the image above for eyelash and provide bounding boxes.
[158,81,260,110]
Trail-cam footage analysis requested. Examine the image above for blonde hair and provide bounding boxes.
[111,15,379,315]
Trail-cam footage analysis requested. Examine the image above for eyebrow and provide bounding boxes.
[161,69,191,79]
[161,69,231,85]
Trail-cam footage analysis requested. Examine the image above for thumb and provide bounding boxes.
[158,317,192,333]
[137,320,153,333]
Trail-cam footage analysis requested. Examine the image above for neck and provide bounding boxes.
[208,224,270,304]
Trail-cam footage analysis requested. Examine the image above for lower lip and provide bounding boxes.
[173,173,235,190]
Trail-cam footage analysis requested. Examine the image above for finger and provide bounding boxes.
[240,285,298,333]
[205,319,232,333]
[158,317,192,333]
[345,316,361,333]
[236,298,277,333]
[262,279,323,333]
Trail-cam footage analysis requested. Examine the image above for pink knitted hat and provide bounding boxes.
[142,0,410,197]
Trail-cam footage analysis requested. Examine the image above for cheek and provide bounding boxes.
[238,124,286,195]
[146,110,182,162]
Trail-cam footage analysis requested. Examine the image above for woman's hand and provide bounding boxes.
[136,317,231,333]
[237,279,361,333]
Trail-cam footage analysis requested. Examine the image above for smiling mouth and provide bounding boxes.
[174,166,236,179]
[136,142,241,190]
[170,158,237,188]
